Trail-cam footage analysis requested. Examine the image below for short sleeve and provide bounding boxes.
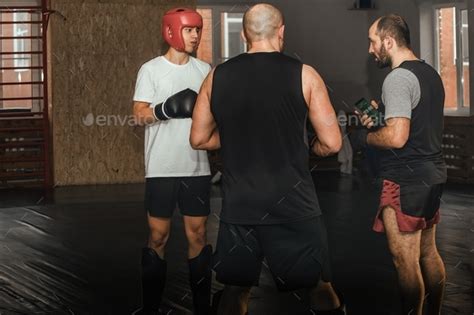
[133,65,155,103]
[382,68,420,120]
[205,63,212,75]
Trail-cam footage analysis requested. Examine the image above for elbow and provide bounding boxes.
[331,137,343,154]
[190,142,202,150]
[327,128,343,154]
[314,139,342,157]
[325,137,342,155]
[190,138,199,150]
[391,135,408,149]
[189,124,207,149]
[191,143,207,150]
[190,134,205,150]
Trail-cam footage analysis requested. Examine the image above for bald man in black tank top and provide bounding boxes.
[191,4,345,315]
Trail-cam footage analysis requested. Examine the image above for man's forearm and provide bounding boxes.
[367,127,398,149]
[134,107,156,126]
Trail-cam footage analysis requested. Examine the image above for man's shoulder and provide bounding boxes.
[384,67,419,88]
[388,67,417,79]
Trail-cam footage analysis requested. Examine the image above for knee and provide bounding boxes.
[420,244,441,261]
[313,281,333,293]
[185,225,206,244]
[420,249,439,262]
[392,254,419,270]
[149,230,170,249]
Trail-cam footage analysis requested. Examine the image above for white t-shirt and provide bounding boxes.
[133,56,211,178]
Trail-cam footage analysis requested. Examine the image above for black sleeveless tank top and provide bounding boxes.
[210,52,321,225]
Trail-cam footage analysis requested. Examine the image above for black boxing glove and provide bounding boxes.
[153,88,198,120]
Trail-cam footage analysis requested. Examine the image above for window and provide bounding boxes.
[197,6,247,66]
[0,8,41,109]
[13,12,30,70]
[435,5,470,112]
[221,12,246,62]
[461,9,469,108]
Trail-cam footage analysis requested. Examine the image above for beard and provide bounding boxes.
[374,44,392,68]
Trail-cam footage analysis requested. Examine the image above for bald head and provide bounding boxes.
[243,3,284,43]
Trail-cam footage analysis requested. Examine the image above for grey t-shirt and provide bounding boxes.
[382,67,421,120]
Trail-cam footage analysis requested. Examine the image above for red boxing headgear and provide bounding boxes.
[162,8,203,52]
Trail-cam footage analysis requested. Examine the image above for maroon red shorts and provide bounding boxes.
[373,179,443,233]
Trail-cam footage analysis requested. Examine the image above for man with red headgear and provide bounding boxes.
[132,7,212,315]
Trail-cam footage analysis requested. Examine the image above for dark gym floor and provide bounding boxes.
[0,171,472,315]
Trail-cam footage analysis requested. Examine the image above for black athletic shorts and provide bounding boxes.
[212,215,331,292]
[145,176,211,218]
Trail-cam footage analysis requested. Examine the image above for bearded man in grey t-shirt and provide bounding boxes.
[352,14,447,315]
